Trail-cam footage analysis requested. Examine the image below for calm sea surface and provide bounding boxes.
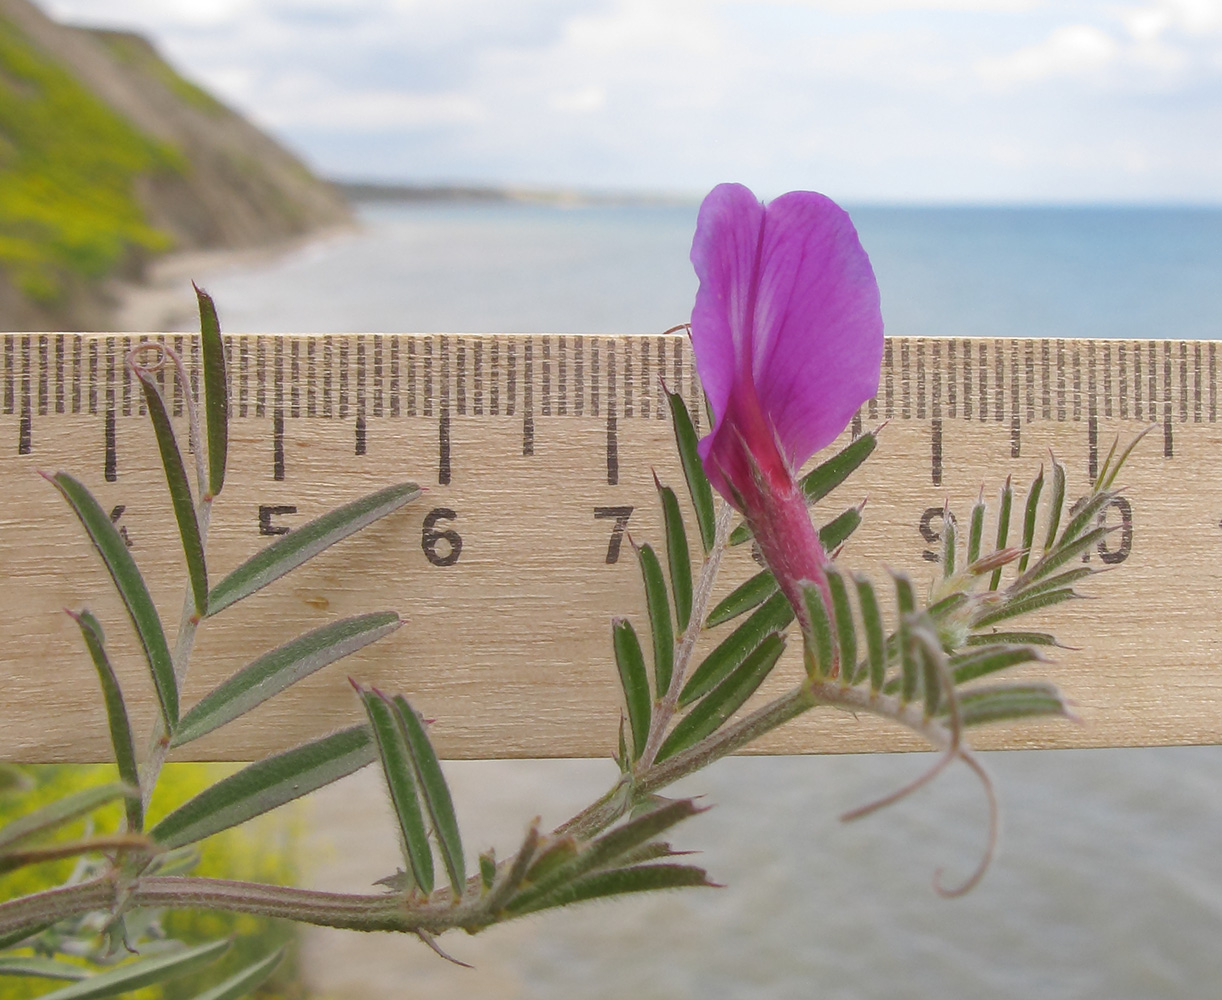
[194,202,1222,1000]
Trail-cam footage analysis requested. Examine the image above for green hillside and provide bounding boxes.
[0,16,180,305]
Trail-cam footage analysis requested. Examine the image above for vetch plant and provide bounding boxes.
[0,187,1143,986]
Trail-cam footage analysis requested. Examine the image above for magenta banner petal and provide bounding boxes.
[689,184,883,505]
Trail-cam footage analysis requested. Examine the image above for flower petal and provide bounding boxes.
[751,191,883,469]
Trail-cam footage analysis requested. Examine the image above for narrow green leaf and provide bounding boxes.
[942,508,957,578]
[188,947,284,1000]
[854,574,887,692]
[799,583,832,679]
[893,574,918,702]
[172,613,402,747]
[357,687,433,893]
[989,477,1013,591]
[971,587,1077,629]
[819,505,863,553]
[0,956,87,980]
[45,472,177,728]
[33,939,229,1000]
[508,799,701,913]
[0,922,51,952]
[1043,459,1066,555]
[656,479,692,632]
[0,782,135,853]
[825,569,856,682]
[927,591,969,622]
[635,541,674,696]
[152,726,375,849]
[194,283,228,498]
[390,695,466,896]
[801,430,878,504]
[950,644,1046,685]
[524,836,579,884]
[967,493,985,564]
[479,850,497,891]
[207,482,421,616]
[706,569,777,628]
[914,619,943,717]
[612,619,651,760]
[1017,524,1110,587]
[956,682,1070,727]
[666,389,716,554]
[1099,427,1151,491]
[68,611,141,831]
[680,590,793,705]
[1058,489,1114,548]
[659,633,785,761]
[966,630,1061,647]
[1017,466,1044,573]
[507,863,714,916]
[729,431,877,546]
[1012,564,1094,602]
[133,367,207,617]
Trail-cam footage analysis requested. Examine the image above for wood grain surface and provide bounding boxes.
[1,333,1218,762]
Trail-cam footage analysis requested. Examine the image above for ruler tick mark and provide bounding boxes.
[273,409,285,481]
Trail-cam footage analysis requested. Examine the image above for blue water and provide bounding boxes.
[195,201,1222,342]
[191,201,1222,1000]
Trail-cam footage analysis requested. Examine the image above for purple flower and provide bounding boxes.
[690,183,883,615]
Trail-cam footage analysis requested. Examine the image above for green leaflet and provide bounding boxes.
[1018,466,1044,573]
[634,541,674,697]
[390,695,466,897]
[67,611,141,831]
[854,573,887,692]
[0,956,87,980]
[942,508,957,578]
[33,939,229,1000]
[186,947,284,1000]
[194,284,229,499]
[1043,459,1067,555]
[207,481,421,616]
[659,633,785,761]
[819,504,863,553]
[507,799,701,914]
[893,573,918,702]
[800,583,835,679]
[612,618,652,760]
[950,644,1046,685]
[152,726,375,849]
[172,612,402,747]
[729,431,877,546]
[825,568,856,682]
[656,478,693,632]
[965,630,1061,647]
[479,851,497,891]
[506,863,714,917]
[681,590,793,705]
[1015,525,1110,589]
[665,389,716,554]
[955,682,1070,727]
[990,477,1013,591]
[45,472,177,728]
[971,587,1077,629]
[706,569,778,628]
[0,782,135,853]
[132,366,207,617]
[357,686,433,893]
[967,494,985,564]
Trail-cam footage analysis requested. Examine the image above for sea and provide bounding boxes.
[190,201,1222,1000]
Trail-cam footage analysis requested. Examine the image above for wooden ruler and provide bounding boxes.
[1,332,1219,762]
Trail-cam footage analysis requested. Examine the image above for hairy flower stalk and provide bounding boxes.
[690,183,883,630]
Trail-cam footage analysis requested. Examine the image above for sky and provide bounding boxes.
[44,0,1222,203]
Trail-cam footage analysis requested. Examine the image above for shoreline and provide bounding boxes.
[108,221,360,333]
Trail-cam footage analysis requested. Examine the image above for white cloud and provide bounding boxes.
[978,23,1119,83]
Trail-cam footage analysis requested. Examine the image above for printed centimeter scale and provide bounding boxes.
[2,333,1213,485]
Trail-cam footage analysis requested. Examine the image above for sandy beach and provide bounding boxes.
[107,223,359,334]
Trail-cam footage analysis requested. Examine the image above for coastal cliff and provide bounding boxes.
[0,0,351,331]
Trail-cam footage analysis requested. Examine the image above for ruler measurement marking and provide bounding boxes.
[607,338,619,485]
[72,335,82,415]
[307,339,317,418]
[623,335,634,418]
[391,336,401,418]
[55,334,65,415]
[291,339,301,419]
[38,334,48,418]
[356,337,367,455]
[523,339,534,456]
[455,336,466,416]
[374,334,385,419]
[1010,341,1020,457]
[915,340,925,421]
[18,335,31,455]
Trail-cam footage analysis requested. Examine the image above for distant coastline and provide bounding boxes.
[334,180,695,208]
